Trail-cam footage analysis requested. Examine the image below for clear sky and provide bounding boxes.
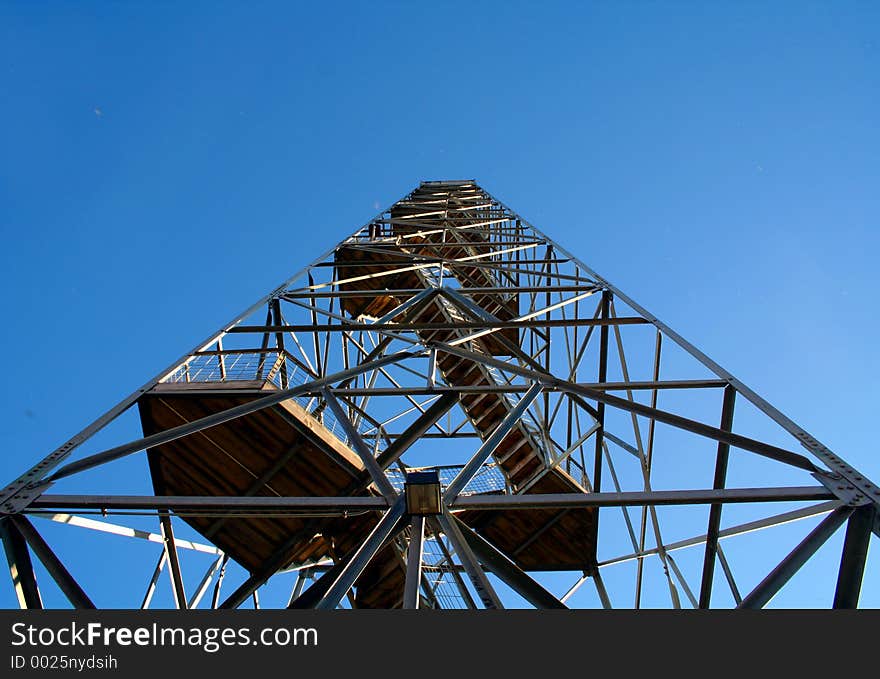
[1,2,877,609]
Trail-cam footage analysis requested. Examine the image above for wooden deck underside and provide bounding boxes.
[138,383,595,608]
[139,387,381,574]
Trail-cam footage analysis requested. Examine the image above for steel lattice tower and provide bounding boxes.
[2,180,877,610]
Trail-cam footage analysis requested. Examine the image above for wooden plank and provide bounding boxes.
[138,387,383,573]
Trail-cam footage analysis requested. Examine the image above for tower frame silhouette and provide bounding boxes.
[2,180,877,609]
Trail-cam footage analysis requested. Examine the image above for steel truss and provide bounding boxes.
[2,180,877,610]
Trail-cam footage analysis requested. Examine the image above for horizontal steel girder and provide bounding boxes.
[25,487,834,512]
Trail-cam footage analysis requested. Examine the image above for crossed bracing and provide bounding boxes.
[2,180,876,610]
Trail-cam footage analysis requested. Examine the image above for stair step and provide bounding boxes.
[473,403,505,427]
[497,435,530,465]
[508,454,542,483]
[445,361,482,385]
[460,391,494,414]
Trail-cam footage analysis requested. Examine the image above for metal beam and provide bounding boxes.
[445,290,599,348]
[254,307,273,380]
[29,488,832,514]
[283,284,597,300]
[315,497,408,610]
[738,506,852,609]
[452,516,566,609]
[403,515,425,609]
[188,554,225,609]
[210,555,229,609]
[444,382,543,502]
[151,380,725,399]
[635,331,661,608]
[219,512,382,610]
[432,342,817,472]
[140,550,166,610]
[593,290,611,496]
[376,391,460,469]
[592,290,611,549]
[374,287,439,324]
[332,379,726,395]
[159,513,187,610]
[287,568,310,607]
[833,505,874,608]
[230,317,649,334]
[600,500,841,568]
[593,570,612,609]
[270,298,289,388]
[452,486,834,510]
[309,244,557,292]
[44,513,220,554]
[30,495,388,512]
[330,256,566,269]
[699,385,736,608]
[716,544,742,605]
[10,515,95,609]
[321,388,397,501]
[438,287,548,373]
[0,518,42,609]
[288,560,349,609]
[435,512,503,609]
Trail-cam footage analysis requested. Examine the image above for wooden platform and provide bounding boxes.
[138,383,383,574]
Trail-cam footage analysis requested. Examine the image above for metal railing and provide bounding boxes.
[159,350,517,489]
[422,534,470,609]
[160,349,370,447]
[162,349,289,387]
[386,463,506,497]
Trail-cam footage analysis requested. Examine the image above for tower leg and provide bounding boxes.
[833,505,874,609]
[0,518,42,609]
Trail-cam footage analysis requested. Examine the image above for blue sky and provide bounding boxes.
[1,2,877,608]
